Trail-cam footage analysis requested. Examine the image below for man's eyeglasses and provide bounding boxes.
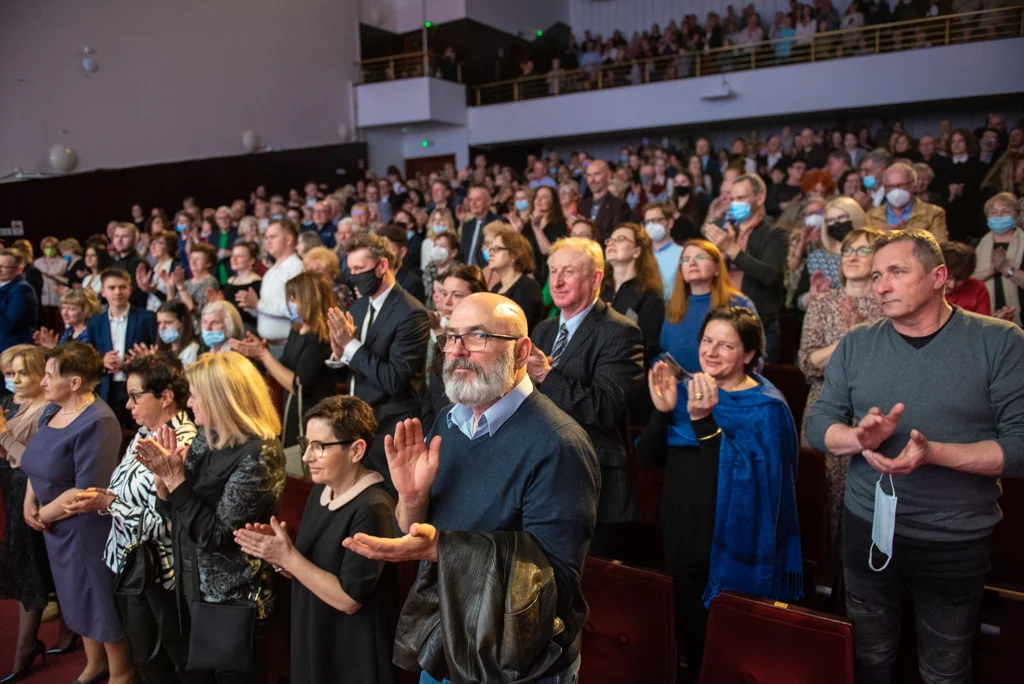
[437,331,519,352]
[842,247,872,257]
[298,437,357,460]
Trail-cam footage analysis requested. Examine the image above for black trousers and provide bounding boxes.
[116,587,189,684]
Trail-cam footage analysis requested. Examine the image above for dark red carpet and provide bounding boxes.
[0,600,88,683]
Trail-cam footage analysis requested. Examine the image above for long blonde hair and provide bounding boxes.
[186,352,281,449]
[666,239,741,325]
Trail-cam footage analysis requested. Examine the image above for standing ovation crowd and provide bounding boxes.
[1,110,1023,684]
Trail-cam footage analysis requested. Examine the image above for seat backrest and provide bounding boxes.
[580,557,676,684]
[278,476,314,540]
[991,478,1024,589]
[796,447,828,570]
[699,591,854,684]
[761,364,809,436]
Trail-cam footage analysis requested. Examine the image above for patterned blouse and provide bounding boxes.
[102,412,198,590]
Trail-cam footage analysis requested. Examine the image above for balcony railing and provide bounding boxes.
[357,51,463,84]
[472,7,1024,106]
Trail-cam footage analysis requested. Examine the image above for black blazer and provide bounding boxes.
[345,284,431,422]
[532,299,644,524]
[396,264,426,303]
[459,212,503,268]
[492,275,544,334]
[575,194,633,243]
[86,307,158,402]
[726,216,788,326]
[601,279,665,368]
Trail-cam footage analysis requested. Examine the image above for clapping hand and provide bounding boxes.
[135,263,153,293]
[839,296,865,330]
[853,403,905,452]
[862,429,932,476]
[128,343,158,360]
[235,287,259,310]
[62,487,116,516]
[526,345,552,384]
[228,332,268,360]
[343,522,439,564]
[685,372,719,421]
[135,425,188,487]
[171,266,186,287]
[326,307,357,355]
[810,270,831,297]
[993,306,1017,321]
[103,350,124,374]
[33,327,60,349]
[234,517,295,569]
[991,248,1007,273]
[385,418,441,504]
[647,361,679,413]
[507,212,525,233]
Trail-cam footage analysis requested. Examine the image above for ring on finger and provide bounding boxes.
[695,392,704,399]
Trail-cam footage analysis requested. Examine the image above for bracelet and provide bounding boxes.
[698,428,722,442]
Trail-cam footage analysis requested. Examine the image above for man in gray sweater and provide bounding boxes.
[806,228,1024,684]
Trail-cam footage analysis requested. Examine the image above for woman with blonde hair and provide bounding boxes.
[660,239,756,374]
[136,351,284,683]
[602,222,665,367]
[794,196,867,312]
[979,150,1024,234]
[34,287,103,348]
[974,192,1023,326]
[419,206,457,273]
[231,272,337,447]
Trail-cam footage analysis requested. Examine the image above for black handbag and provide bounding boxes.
[185,550,257,673]
[113,512,164,664]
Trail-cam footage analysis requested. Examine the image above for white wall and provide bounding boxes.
[355,77,467,127]
[0,0,360,175]
[567,0,851,38]
[466,38,1024,146]
[403,126,471,168]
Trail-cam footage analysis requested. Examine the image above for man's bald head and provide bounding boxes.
[449,292,527,339]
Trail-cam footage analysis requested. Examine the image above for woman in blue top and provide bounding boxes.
[659,239,756,374]
[32,287,102,349]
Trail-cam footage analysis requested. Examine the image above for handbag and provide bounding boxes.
[282,379,310,478]
[185,550,257,673]
[113,511,164,664]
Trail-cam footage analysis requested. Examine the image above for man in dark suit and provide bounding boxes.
[325,233,431,491]
[111,222,149,308]
[576,161,633,243]
[527,237,644,559]
[378,223,426,303]
[459,184,502,268]
[696,137,723,197]
[0,249,39,353]
[85,268,158,428]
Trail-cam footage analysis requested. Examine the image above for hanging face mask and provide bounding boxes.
[349,264,383,298]
[862,175,878,190]
[432,224,448,235]
[431,246,450,264]
[987,215,1016,234]
[644,221,667,242]
[285,300,303,323]
[869,474,898,572]
[885,188,911,208]
[201,329,226,348]
[804,214,824,229]
[158,327,180,344]
[514,199,530,212]
[827,220,854,242]
[4,378,15,394]
[729,201,752,223]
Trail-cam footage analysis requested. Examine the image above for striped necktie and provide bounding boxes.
[550,323,569,367]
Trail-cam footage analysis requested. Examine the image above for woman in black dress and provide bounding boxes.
[601,222,665,368]
[483,224,544,333]
[221,242,263,332]
[231,271,336,447]
[234,396,398,684]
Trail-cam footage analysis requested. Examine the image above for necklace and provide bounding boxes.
[60,396,95,416]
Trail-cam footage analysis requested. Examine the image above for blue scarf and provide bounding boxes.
[666,374,803,607]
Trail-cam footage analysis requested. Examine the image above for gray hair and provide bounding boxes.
[871,227,944,272]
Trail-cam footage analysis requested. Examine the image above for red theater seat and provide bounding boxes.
[761,364,809,437]
[580,557,676,684]
[699,592,854,684]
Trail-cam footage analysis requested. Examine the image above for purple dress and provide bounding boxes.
[20,400,125,643]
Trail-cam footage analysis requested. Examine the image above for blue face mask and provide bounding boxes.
[481,249,490,264]
[158,327,180,344]
[286,301,303,324]
[4,378,15,394]
[432,224,448,234]
[407,230,415,242]
[729,201,752,222]
[63,254,73,263]
[620,155,629,164]
[988,215,1016,234]
[201,329,226,347]
[862,175,877,190]
[514,199,530,212]
[549,167,557,175]
[176,223,187,233]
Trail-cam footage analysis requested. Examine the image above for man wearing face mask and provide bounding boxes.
[806,228,1024,684]
[867,163,948,242]
[644,203,684,300]
[459,185,502,268]
[703,174,788,362]
[324,234,430,491]
[859,151,891,208]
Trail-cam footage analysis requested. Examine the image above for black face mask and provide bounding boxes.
[349,263,383,298]
[827,220,854,243]
[674,185,691,198]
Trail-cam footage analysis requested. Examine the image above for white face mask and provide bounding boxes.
[431,246,450,264]
[869,473,897,572]
[645,221,667,242]
[804,214,824,229]
[885,188,911,209]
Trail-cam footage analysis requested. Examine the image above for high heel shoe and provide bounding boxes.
[0,639,47,683]
[46,634,81,656]
[69,666,108,684]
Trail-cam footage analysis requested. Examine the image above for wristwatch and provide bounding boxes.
[1006,268,1016,279]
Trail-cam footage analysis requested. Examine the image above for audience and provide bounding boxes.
[601,222,666,368]
[942,241,992,315]
[974,192,1023,325]
[200,300,245,353]
[578,161,634,241]
[421,230,459,311]
[483,223,545,333]
[0,249,39,353]
[866,162,949,241]
[221,241,263,331]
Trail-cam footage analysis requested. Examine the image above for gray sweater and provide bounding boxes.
[806,307,1024,542]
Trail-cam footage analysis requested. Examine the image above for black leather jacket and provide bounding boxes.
[394,530,576,683]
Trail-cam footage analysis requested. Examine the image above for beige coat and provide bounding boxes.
[867,199,948,243]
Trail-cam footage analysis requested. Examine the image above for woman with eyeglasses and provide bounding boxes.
[661,239,756,375]
[602,223,665,368]
[233,395,398,684]
[61,353,196,684]
[797,226,885,555]
[793,197,864,314]
[482,224,543,333]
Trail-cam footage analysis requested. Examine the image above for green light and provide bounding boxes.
[424,21,431,28]
[421,140,429,148]
[536,30,543,37]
